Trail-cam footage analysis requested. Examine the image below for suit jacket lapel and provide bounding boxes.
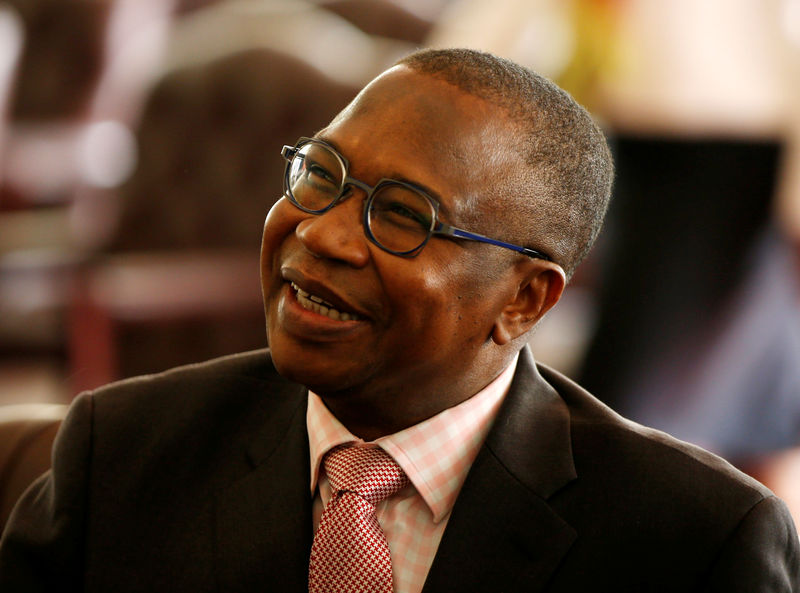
[423,348,578,593]
[215,381,312,593]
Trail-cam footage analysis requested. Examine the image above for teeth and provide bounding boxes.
[290,282,358,321]
[291,283,333,307]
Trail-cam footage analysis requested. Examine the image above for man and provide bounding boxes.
[1,48,798,592]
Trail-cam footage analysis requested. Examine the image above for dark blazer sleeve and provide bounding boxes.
[0,393,94,592]
[702,495,800,592]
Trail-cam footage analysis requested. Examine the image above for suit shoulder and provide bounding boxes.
[87,348,287,405]
[533,364,799,591]
[92,348,276,390]
[538,364,771,504]
[77,349,306,448]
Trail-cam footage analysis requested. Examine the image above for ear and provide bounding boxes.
[491,261,566,345]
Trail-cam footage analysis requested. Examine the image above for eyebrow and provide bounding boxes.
[314,135,455,220]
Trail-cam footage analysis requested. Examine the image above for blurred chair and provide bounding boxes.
[0,403,66,533]
[111,47,358,252]
[0,1,116,407]
[67,251,263,393]
[0,4,24,178]
[0,0,114,210]
[4,0,111,123]
[315,0,434,43]
[68,47,359,383]
[162,0,416,90]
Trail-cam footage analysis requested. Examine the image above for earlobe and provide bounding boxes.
[491,263,566,345]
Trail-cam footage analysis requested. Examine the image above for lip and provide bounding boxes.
[280,268,371,320]
[275,282,371,342]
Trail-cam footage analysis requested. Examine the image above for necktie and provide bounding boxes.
[309,444,410,593]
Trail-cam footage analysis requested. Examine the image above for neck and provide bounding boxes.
[317,350,520,441]
[320,393,446,441]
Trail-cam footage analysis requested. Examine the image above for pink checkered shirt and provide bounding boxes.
[307,354,518,593]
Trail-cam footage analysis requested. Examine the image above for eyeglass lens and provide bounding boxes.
[287,142,344,211]
[286,141,437,254]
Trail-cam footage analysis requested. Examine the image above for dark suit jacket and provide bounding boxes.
[0,348,798,592]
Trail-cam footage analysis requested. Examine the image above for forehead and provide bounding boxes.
[318,67,517,214]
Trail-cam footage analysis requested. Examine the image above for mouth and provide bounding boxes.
[290,282,362,321]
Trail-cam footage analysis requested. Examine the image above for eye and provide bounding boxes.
[371,194,434,235]
[304,160,337,184]
[299,160,341,196]
[385,202,429,226]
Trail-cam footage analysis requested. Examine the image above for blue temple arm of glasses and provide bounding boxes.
[433,224,551,261]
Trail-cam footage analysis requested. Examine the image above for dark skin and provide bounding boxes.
[260,66,565,440]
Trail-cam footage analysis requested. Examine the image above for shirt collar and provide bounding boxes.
[307,353,518,522]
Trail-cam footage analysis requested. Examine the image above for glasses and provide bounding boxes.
[280,137,551,260]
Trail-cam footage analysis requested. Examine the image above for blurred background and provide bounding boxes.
[0,0,798,522]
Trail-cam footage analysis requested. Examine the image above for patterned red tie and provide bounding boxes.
[308,444,410,593]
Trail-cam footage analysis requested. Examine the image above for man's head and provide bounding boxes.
[260,49,612,438]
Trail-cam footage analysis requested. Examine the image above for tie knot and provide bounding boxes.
[323,445,409,505]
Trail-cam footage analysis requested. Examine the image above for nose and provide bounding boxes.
[295,193,371,267]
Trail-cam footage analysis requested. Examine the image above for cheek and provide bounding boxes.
[440,260,507,341]
[385,260,491,341]
[263,197,295,243]
[261,198,299,278]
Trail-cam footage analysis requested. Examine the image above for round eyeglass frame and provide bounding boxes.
[281,137,553,260]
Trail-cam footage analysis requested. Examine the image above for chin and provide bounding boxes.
[269,344,347,394]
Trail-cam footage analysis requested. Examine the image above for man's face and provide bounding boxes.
[260,67,525,428]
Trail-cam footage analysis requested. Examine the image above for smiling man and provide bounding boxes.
[261,61,570,441]
[1,49,798,592]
